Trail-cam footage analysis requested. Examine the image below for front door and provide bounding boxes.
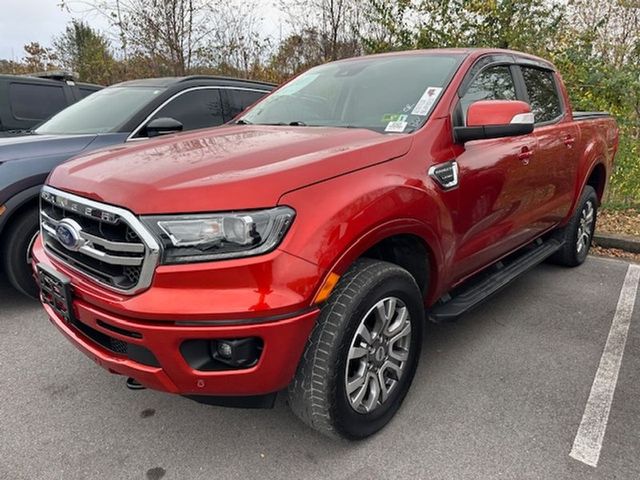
[449,64,539,283]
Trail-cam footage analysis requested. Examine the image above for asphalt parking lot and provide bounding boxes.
[1,256,639,480]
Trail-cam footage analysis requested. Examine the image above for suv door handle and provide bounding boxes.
[563,135,576,148]
[517,146,534,165]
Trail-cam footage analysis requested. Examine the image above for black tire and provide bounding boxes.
[551,185,598,267]
[288,259,424,439]
[1,207,40,299]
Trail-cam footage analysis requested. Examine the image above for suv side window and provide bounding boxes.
[9,82,67,120]
[225,89,266,120]
[149,88,223,133]
[521,67,562,124]
[460,65,517,123]
[78,87,98,99]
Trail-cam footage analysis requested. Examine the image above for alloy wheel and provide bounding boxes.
[576,200,594,254]
[345,296,412,414]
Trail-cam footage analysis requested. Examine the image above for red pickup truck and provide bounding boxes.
[33,48,618,439]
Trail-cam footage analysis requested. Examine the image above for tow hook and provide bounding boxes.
[126,377,146,390]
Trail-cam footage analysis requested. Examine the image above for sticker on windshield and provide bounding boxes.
[411,87,443,116]
[382,113,405,122]
[385,115,408,132]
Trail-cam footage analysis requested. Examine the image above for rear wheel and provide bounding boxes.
[551,185,598,267]
[288,259,424,439]
[1,207,40,298]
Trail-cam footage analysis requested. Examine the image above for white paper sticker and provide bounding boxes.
[411,87,443,116]
[385,115,408,132]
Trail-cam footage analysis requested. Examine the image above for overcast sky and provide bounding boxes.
[0,0,284,61]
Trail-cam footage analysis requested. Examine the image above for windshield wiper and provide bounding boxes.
[256,121,309,127]
[235,119,252,125]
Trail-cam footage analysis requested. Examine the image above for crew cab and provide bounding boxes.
[1,76,274,298]
[33,49,618,439]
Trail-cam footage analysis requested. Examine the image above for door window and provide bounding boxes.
[226,89,267,120]
[9,82,67,120]
[149,88,223,132]
[460,65,517,122]
[521,67,562,123]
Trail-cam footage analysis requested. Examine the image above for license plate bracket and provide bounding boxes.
[37,263,75,323]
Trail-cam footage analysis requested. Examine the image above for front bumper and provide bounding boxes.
[33,237,320,397]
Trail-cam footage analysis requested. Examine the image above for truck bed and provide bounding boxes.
[573,111,611,121]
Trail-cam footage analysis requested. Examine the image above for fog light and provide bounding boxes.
[217,341,233,359]
[209,338,262,369]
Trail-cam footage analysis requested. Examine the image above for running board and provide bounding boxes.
[428,238,564,323]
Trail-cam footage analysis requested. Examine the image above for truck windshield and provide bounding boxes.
[35,86,165,135]
[240,54,463,133]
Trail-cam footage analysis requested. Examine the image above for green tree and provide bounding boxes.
[54,20,115,84]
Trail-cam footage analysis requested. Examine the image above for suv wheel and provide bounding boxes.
[1,207,40,298]
[551,185,598,267]
[288,259,424,439]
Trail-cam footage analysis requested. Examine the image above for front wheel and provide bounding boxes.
[1,207,40,298]
[288,259,424,439]
[551,185,598,267]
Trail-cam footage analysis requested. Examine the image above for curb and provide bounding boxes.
[593,232,640,254]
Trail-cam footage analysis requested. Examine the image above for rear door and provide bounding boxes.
[519,66,579,224]
[222,88,269,122]
[450,63,539,282]
[7,81,70,131]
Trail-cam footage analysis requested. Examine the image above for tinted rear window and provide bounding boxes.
[521,67,563,123]
[10,82,67,120]
[226,89,268,119]
[79,88,98,99]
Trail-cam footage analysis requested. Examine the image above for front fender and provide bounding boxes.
[277,160,452,306]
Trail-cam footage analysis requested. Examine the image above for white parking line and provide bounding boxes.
[570,263,640,467]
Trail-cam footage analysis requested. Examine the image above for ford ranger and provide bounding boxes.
[32,49,618,439]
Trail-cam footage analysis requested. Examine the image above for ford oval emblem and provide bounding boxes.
[55,219,83,251]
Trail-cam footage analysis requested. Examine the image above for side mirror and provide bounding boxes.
[454,100,534,144]
[145,117,183,138]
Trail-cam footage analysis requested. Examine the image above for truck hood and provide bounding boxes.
[49,125,413,214]
[0,134,98,163]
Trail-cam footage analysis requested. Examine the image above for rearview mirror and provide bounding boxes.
[454,100,534,144]
[145,117,183,138]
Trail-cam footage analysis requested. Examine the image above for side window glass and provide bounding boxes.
[460,66,516,123]
[521,67,562,123]
[9,83,67,120]
[79,88,98,99]
[149,89,223,133]
[227,89,267,120]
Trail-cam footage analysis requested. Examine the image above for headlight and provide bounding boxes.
[142,207,295,264]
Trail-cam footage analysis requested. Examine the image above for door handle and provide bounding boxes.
[518,147,534,165]
[563,135,576,148]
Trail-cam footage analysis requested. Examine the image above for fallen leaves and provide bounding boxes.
[597,208,640,238]
[591,245,640,264]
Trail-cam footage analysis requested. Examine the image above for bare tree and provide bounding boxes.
[204,0,271,77]
[278,0,363,62]
[61,0,217,75]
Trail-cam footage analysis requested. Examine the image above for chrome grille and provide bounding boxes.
[39,186,160,294]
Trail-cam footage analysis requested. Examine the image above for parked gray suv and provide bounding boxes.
[0,75,274,297]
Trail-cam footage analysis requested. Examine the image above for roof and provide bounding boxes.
[113,75,276,89]
[329,48,555,70]
[0,73,103,88]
